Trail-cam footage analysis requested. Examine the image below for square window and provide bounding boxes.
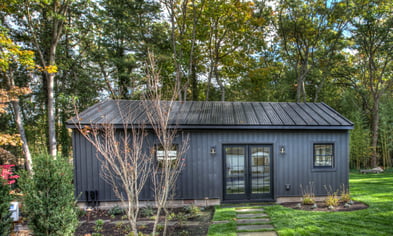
[313,144,334,168]
[156,145,178,167]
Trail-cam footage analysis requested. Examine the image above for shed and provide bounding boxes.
[67,100,353,206]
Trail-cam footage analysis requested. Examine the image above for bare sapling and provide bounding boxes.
[143,53,190,236]
[74,103,152,236]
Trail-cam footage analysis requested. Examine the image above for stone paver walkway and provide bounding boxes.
[235,207,277,236]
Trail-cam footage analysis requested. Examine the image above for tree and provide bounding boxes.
[349,0,393,167]
[74,107,152,235]
[19,155,78,236]
[83,0,164,99]
[199,0,266,101]
[72,53,189,235]
[3,0,78,158]
[276,0,349,102]
[143,53,189,235]
[0,31,34,172]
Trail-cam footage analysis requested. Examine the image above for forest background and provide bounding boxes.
[0,0,392,170]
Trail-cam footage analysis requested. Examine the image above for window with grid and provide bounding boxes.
[156,145,178,167]
[313,144,334,168]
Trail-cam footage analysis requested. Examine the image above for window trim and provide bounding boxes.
[313,143,335,169]
[155,144,179,167]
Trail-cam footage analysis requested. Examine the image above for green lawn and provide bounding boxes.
[208,171,393,236]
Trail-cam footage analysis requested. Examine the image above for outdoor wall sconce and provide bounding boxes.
[280,145,286,155]
[210,146,216,155]
[285,184,291,191]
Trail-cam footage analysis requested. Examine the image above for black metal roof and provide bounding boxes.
[67,100,353,130]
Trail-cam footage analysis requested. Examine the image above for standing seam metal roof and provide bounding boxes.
[67,100,353,129]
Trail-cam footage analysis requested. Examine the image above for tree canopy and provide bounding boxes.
[0,0,392,169]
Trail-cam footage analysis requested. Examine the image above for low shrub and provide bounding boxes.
[300,182,316,205]
[140,206,154,217]
[184,204,201,217]
[324,185,340,207]
[108,205,124,216]
[340,184,351,203]
[94,219,105,233]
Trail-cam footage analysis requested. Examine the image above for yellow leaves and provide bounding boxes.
[0,33,36,72]
[0,134,22,146]
[38,65,58,74]
[0,86,31,114]
[81,125,92,135]
[0,104,7,114]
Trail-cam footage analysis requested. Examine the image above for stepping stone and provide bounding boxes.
[236,208,264,212]
[212,220,230,224]
[237,218,270,224]
[237,231,277,236]
[236,213,268,218]
[237,224,274,231]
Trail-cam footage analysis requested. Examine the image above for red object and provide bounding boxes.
[0,164,19,185]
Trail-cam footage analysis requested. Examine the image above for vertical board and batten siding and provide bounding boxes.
[73,128,349,202]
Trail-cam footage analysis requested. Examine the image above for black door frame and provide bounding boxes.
[223,144,274,201]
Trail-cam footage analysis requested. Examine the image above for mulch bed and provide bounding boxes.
[281,201,368,212]
[75,206,214,236]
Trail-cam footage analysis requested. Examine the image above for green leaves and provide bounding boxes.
[0,178,12,236]
[19,155,78,236]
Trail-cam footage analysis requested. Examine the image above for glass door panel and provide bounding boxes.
[250,146,271,195]
[224,146,246,198]
[224,145,272,201]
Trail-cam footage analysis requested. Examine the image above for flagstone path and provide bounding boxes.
[235,207,277,236]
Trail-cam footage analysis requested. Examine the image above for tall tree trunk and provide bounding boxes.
[5,74,33,173]
[370,100,380,168]
[11,101,33,173]
[47,72,57,157]
[191,63,198,100]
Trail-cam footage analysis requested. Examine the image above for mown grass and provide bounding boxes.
[208,171,393,236]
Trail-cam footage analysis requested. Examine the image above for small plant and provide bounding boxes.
[179,230,190,236]
[167,212,176,221]
[123,224,132,234]
[324,185,340,207]
[340,184,351,203]
[138,224,147,230]
[176,212,188,227]
[300,182,316,205]
[184,205,201,218]
[108,205,124,216]
[77,208,86,218]
[156,224,164,232]
[115,221,124,230]
[140,206,154,217]
[94,219,105,233]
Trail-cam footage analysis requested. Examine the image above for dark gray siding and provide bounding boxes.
[73,129,349,202]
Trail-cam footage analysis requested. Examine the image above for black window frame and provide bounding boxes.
[313,143,335,168]
[155,144,179,168]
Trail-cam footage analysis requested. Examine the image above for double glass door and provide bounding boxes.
[223,145,272,200]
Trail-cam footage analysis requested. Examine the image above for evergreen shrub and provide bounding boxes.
[19,155,78,236]
[0,178,12,236]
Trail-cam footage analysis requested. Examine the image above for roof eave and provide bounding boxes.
[67,123,354,130]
